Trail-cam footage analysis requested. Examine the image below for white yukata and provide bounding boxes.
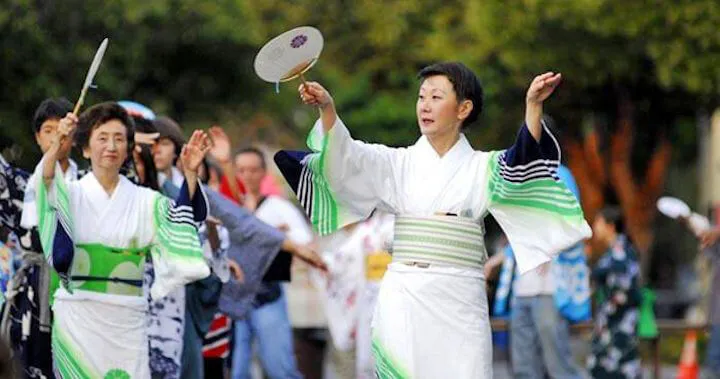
[21,159,78,229]
[276,117,591,378]
[33,163,210,379]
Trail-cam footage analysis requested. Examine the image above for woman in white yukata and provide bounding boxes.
[34,102,212,378]
[278,62,592,378]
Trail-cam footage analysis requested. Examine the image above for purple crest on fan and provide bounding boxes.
[290,34,307,48]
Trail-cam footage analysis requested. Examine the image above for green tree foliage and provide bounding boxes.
[0,0,265,166]
[1,0,718,170]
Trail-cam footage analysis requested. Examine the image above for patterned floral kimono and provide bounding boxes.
[145,176,187,379]
[313,211,394,379]
[0,154,70,379]
[587,235,642,379]
[34,162,210,378]
[275,117,591,378]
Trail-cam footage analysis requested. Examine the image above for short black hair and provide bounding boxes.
[153,116,185,157]
[75,102,135,156]
[127,114,159,190]
[235,147,266,169]
[132,143,160,191]
[132,115,156,134]
[598,206,625,235]
[417,62,484,128]
[32,98,73,133]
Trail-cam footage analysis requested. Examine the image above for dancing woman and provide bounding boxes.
[276,62,591,378]
[35,103,211,378]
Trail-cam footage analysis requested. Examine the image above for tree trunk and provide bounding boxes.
[566,95,671,274]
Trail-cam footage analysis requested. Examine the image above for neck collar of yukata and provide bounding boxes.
[415,133,473,161]
[84,170,128,198]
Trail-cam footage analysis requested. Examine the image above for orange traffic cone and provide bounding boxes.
[677,330,699,379]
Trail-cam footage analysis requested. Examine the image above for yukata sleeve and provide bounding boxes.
[274,117,397,236]
[486,122,592,274]
[203,187,286,320]
[149,182,210,299]
[33,159,76,289]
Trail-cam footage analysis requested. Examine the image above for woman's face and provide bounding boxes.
[83,119,129,172]
[416,75,469,139]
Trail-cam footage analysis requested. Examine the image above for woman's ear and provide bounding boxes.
[457,99,474,123]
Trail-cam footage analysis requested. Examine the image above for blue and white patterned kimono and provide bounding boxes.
[587,235,642,379]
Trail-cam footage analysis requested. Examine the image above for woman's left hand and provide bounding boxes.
[180,130,212,174]
[526,72,562,105]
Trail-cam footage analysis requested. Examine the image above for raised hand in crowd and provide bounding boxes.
[180,130,212,198]
[208,126,244,204]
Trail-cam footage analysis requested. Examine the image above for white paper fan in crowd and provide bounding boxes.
[656,196,691,219]
[254,26,324,84]
[73,38,109,115]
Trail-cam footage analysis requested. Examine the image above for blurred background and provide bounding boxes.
[1,0,720,375]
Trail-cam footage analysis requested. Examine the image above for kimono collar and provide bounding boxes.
[81,172,133,213]
[414,133,474,162]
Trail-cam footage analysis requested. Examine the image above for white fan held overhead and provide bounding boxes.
[657,196,691,219]
[657,196,710,237]
[73,38,109,115]
[254,26,324,88]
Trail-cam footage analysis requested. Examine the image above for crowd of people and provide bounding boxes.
[0,60,718,379]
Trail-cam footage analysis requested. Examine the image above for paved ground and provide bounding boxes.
[491,362,679,379]
[251,334,689,378]
[490,336,683,379]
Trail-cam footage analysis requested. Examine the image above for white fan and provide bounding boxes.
[254,26,324,84]
[657,196,711,237]
[656,196,691,219]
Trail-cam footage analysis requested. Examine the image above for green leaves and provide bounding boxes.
[1,0,718,169]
